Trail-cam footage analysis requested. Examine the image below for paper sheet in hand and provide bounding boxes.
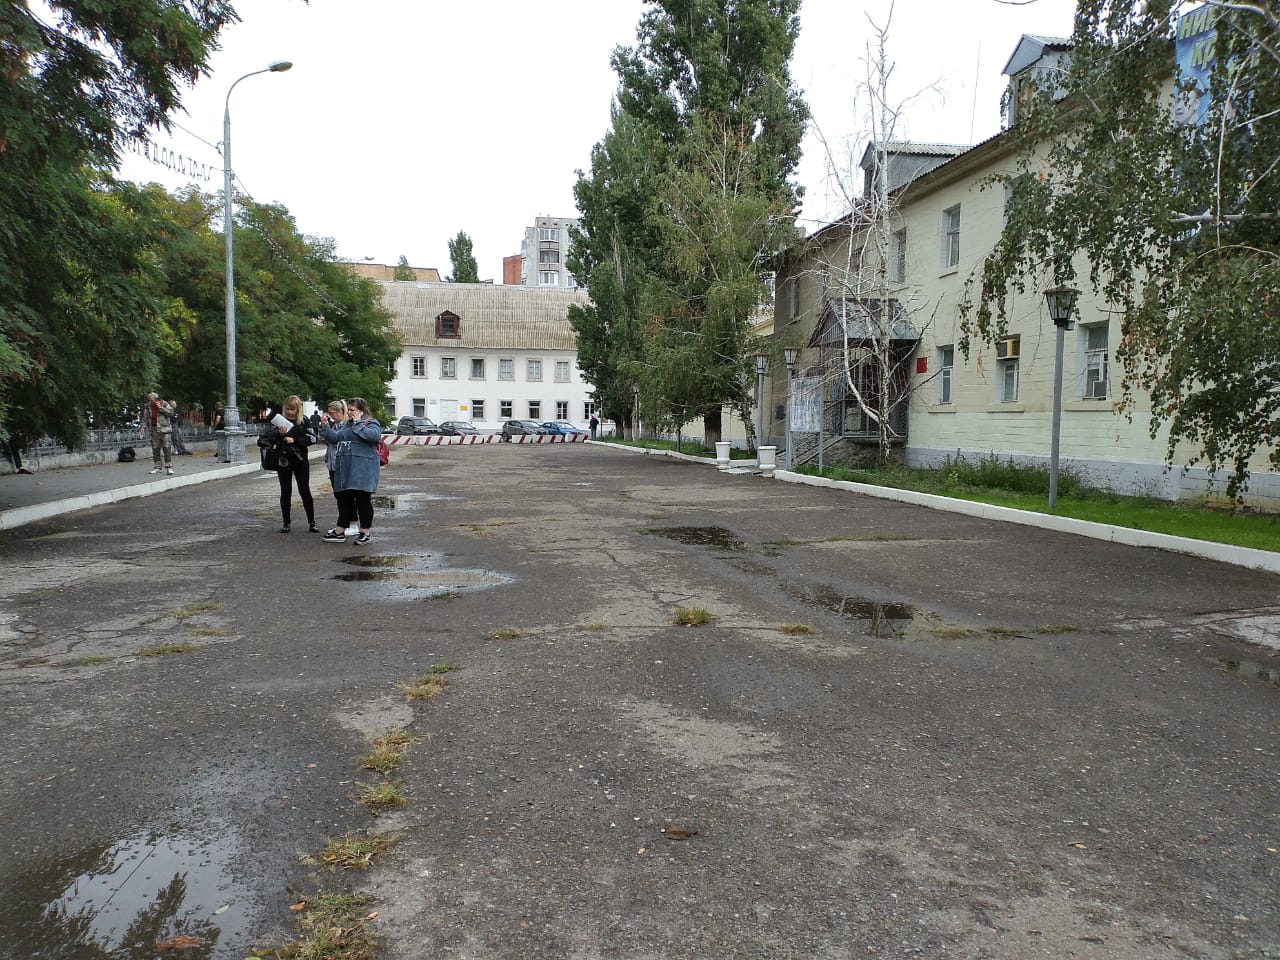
[270,414,292,431]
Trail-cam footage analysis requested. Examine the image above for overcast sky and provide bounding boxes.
[115,0,1079,282]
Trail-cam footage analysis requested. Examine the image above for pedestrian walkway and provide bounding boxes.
[0,449,266,531]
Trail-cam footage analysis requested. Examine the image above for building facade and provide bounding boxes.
[380,282,597,431]
[519,216,579,288]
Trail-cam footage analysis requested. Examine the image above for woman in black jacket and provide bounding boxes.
[274,395,317,533]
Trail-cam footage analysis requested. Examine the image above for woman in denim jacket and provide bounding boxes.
[318,396,381,545]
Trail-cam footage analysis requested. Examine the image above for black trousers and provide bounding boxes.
[335,489,373,530]
[277,457,315,525]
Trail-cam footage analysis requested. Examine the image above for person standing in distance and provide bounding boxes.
[143,392,175,475]
[319,396,381,545]
[274,395,317,533]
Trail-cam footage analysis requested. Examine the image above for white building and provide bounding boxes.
[380,282,597,431]
[520,216,579,288]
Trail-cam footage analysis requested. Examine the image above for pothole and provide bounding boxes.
[643,526,747,551]
[370,495,396,509]
[789,584,940,639]
[330,552,510,595]
[0,829,254,958]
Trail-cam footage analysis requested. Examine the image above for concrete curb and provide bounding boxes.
[773,469,1280,574]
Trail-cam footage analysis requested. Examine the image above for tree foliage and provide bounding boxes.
[961,0,1280,497]
[447,231,479,283]
[0,0,241,446]
[572,0,806,442]
[393,255,415,281]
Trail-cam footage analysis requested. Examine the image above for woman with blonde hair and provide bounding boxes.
[273,395,317,533]
[318,396,381,545]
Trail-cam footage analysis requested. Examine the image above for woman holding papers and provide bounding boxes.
[273,395,317,534]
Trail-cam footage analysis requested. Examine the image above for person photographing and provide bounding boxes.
[318,397,381,545]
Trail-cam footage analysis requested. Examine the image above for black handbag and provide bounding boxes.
[261,443,285,471]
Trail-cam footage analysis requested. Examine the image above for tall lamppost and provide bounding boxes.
[220,60,292,462]
[1044,285,1079,510]
[632,384,640,442]
[754,352,768,452]
[783,347,798,469]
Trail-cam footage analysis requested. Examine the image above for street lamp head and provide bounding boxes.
[268,60,293,72]
[1044,285,1079,328]
[783,347,798,368]
[755,352,768,375]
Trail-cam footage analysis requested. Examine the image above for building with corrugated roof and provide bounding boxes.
[379,281,597,431]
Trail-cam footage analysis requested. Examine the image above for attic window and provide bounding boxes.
[436,310,461,338]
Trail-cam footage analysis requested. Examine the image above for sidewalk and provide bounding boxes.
[0,449,267,531]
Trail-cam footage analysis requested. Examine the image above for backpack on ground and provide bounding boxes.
[117,446,136,463]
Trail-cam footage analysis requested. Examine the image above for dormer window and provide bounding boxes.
[436,310,461,338]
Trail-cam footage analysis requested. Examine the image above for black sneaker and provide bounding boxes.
[322,529,346,543]
[353,532,371,545]
[280,523,290,533]
[308,523,319,533]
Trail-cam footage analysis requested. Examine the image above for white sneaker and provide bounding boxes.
[166,467,174,475]
[149,468,162,474]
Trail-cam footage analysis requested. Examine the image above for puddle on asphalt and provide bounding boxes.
[330,552,509,595]
[643,526,747,551]
[0,829,253,959]
[370,495,395,509]
[790,584,937,639]
[1210,655,1280,685]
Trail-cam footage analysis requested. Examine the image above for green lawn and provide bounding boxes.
[791,461,1280,553]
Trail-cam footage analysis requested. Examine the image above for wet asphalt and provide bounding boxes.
[0,442,1277,959]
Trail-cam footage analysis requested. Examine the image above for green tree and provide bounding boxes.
[573,0,807,443]
[447,232,480,283]
[393,255,416,281]
[0,0,240,448]
[961,1,1280,497]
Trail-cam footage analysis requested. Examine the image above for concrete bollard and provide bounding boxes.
[715,441,731,470]
[757,445,777,477]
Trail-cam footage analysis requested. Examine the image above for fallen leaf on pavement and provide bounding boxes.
[155,935,205,951]
[289,900,307,912]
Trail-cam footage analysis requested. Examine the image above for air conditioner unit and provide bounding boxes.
[996,336,1020,360]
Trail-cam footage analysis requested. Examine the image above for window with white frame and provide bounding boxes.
[890,228,907,282]
[440,356,456,379]
[528,400,541,419]
[499,359,514,381]
[554,360,570,383]
[584,400,596,419]
[470,358,485,379]
[499,400,513,419]
[996,336,1020,402]
[411,355,426,378]
[471,399,485,421]
[527,359,542,381]
[385,398,396,419]
[412,397,426,417]
[539,227,557,242]
[556,401,569,420]
[937,345,954,403]
[941,204,961,269]
[1081,324,1109,399]
[539,271,559,286]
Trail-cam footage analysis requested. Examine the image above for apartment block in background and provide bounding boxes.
[520,216,579,288]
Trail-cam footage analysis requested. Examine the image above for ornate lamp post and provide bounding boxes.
[783,347,798,469]
[1044,285,1079,509]
[754,352,768,452]
[219,60,292,462]
[632,384,640,442]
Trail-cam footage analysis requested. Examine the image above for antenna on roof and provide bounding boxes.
[969,40,982,144]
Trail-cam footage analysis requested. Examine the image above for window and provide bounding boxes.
[937,345,954,403]
[584,400,596,419]
[411,355,426,378]
[499,359,514,381]
[440,357,456,379]
[412,397,426,417]
[470,358,485,379]
[554,361,570,383]
[539,271,559,286]
[471,399,485,421]
[539,249,559,264]
[1081,324,1109,399]
[890,228,907,282]
[499,400,513,419]
[527,359,543,382]
[436,311,460,338]
[539,227,557,242]
[996,336,1020,402]
[556,401,569,420]
[385,398,396,420]
[528,401,541,420]
[941,204,961,269]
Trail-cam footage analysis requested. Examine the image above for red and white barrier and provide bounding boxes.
[503,434,585,443]
[382,433,585,446]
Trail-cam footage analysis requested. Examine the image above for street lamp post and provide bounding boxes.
[783,347,798,469]
[754,352,768,452]
[1044,285,1079,510]
[632,384,640,442]
[219,60,292,462]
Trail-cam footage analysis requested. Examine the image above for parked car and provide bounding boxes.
[540,420,588,436]
[396,416,441,435]
[438,420,479,436]
[500,419,546,440]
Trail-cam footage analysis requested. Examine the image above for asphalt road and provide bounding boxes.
[1,442,1277,960]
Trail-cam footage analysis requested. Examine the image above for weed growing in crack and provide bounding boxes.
[136,642,202,657]
[308,832,401,871]
[361,730,419,775]
[357,780,407,815]
[673,607,711,626]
